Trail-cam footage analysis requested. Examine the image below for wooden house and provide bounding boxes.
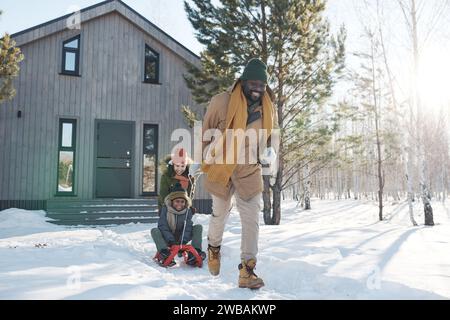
[0,0,212,225]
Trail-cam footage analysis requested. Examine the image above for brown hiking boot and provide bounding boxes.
[238,259,265,289]
[207,245,221,276]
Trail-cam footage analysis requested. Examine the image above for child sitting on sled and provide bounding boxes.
[151,183,206,266]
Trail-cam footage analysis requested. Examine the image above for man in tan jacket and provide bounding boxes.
[201,58,278,289]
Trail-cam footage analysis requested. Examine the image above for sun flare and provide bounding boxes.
[417,46,450,114]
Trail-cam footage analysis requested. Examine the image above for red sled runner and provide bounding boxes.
[153,244,203,268]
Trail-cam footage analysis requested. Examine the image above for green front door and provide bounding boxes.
[95,120,134,198]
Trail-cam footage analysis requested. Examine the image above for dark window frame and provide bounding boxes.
[56,118,77,196]
[142,124,159,196]
[143,44,160,84]
[61,35,81,76]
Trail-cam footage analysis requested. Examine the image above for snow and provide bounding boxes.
[0,199,449,299]
[0,209,59,238]
[58,185,72,192]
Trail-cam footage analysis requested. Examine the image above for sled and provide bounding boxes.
[153,244,203,268]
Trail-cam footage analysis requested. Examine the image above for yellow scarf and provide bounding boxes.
[201,82,273,187]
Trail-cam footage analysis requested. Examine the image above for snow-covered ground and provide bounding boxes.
[0,199,449,299]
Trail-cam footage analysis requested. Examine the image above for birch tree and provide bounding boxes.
[396,0,450,225]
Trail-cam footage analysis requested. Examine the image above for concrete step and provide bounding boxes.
[47,198,157,210]
[48,216,159,226]
[46,206,158,214]
[47,211,157,220]
[45,198,159,226]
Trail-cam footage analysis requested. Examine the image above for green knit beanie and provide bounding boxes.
[240,58,268,83]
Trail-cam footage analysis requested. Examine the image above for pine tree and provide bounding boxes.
[184,0,345,224]
[0,13,24,104]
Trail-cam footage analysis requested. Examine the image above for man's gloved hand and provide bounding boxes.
[260,147,277,165]
[190,206,196,214]
[189,163,202,177]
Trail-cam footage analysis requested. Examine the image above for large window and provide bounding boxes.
[57,119,76,195]
[142,124,158,195]
[144,45,159,84]
[62,35,80,75]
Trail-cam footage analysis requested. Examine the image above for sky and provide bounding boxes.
[0,0,205,54]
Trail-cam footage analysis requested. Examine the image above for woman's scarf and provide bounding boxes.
[165,198,188,234]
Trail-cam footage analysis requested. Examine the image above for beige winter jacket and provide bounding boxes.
[202,80,278,201]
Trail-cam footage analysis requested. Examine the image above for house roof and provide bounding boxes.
[10,0,200,64]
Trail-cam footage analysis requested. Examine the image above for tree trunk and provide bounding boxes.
[406,125,418,226]
[304,164,311,210]
[262,174,272,224]
[420,167,434,226]
[304,195,311,210]
[264,42,285,226]
[422,193,434,226]
[376,129,383,221]
[368,31,384,221]
[410,0,434,226]
[272,184,281,225]
[441,169,446,203]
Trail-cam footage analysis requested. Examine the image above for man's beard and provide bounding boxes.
[243,83,264,103]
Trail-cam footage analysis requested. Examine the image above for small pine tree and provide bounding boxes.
[0,29,24,104]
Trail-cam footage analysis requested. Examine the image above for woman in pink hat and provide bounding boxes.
[158,148,196,213]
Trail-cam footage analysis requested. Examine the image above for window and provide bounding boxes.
[142,124,158,194]
[62,35,80,75]
[57,119,77,195]
[144,45,159,83]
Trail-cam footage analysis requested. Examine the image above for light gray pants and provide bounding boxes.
[208,191,262,262]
